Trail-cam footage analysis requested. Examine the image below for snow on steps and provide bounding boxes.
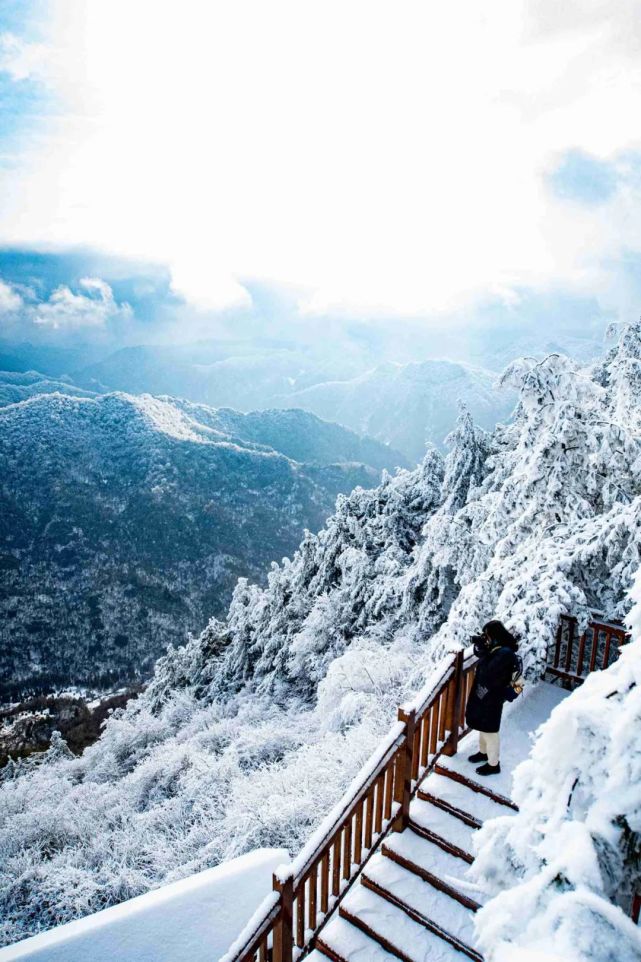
[382,823,485,910]
[339,883,471,961]
[417,772,512,825]
[309,755,528,961]
[432,766,517,812]
[363,854,478,947]
[408,797,478,857]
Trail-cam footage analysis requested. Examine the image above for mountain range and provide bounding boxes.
[0,328,608,462]
[72,347,516,460]
[0,373,405,698]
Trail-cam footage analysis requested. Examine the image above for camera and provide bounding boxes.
[471,633,489,657]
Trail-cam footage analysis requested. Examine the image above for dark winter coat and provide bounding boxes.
[465,643,520,734]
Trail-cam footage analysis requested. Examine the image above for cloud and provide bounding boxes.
[0,273,132,334]
[0,278,23,313]
[0,31,46,82]
[32,277,132,329]
[546,149,619,205]
[0,2,641,321]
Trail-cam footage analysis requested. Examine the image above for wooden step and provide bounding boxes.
[339,905,415,962]
[434,764,518,811]
[410,796,479,854]
[382,843,482,912]
[305,949,336,962]
[417,788,483,829]
[361,873,484,961]
[316,911,400,961]
[408,817,474,864]
[313,938,350,962]
[364,849,478,948]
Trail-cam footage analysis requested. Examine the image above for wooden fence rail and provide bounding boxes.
[221,647,476,962]
[547,614,630,689]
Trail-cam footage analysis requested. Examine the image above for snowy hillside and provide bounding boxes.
[279,359,516,461]
[1,324,640,948]
[0,370,96,406]
[0,384,402,698]
[71,346,519,461]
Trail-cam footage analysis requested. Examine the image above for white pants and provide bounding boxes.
[478,731,500,766]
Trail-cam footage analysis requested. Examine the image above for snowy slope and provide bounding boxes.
[0,848,287,962]
[0,370,97,406]
[1,324,640,947]
[0,384,402,698]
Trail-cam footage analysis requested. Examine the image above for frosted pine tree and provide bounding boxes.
[440,404,492,513]
[422,345,641,670]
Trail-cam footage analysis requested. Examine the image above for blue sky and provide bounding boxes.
[0,2,50,156]
[0,1,640,357]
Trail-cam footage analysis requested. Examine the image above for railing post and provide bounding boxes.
[393,707,415,832]
[442,649,464,758]
[272,872,293,962]
[632,892,641,925]
[563,617,576,688]
[553,618,563,668]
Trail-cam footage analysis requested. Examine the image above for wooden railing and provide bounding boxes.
[547,614,630,689]
[221,647,477,962]
[632,892,641,926]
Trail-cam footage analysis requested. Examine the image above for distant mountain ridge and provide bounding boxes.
[1,331,608,462]
[280,359,516,461]
[70,347,518,460]
[0,376,404,698]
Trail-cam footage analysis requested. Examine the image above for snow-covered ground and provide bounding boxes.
[438,682,569,800]
[0,848,288,962]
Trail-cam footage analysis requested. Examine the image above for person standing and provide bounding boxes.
[465,620,522,776]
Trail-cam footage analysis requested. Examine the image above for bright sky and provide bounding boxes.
[1,0,641,321]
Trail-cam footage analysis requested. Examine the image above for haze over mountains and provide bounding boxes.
[1,324,607,462]
[0,314,612,698]
[0,372,404,699]
[284,359,513,462]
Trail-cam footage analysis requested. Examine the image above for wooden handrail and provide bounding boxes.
[546,613,630,689]
[221,648,476,962]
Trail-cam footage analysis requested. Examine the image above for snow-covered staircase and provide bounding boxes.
[310,747,518,962]
[222,617,626,962]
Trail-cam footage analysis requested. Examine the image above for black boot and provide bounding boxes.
[468,752,488,763]
[476,762,501,776]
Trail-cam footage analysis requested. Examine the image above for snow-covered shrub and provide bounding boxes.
[469,568,641,962]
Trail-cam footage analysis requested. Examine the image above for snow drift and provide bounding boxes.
[0,848,287,962]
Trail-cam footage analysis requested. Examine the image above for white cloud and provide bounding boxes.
[0,279,23,314]
[32,277,132,329]
[0,32,46,82]
[1,2,641,319]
